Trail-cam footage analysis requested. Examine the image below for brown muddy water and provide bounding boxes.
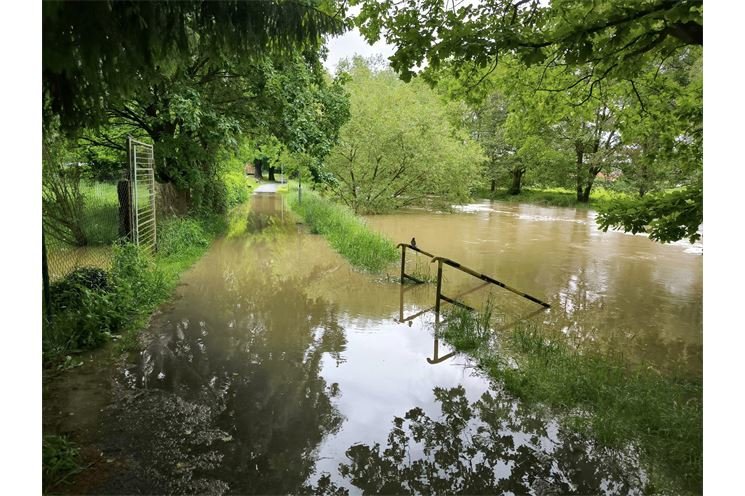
[45,193,701,495]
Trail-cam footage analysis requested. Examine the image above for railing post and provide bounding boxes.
[400,244,406,285]
[435,259,443,317]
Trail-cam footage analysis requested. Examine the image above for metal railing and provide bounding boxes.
[397,242,550,316]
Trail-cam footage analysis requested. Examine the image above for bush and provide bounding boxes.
[224,171,250,208]
[49,267,110,312]
[43,435,80,488]
[43,244,168,363]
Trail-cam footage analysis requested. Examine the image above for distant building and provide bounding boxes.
[244,162,256,176]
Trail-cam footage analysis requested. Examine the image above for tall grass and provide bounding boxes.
[287,188,398,272]
[441,305,702,494]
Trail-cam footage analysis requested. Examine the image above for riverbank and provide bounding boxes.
[440,304,702,494]
[472,186,630,210]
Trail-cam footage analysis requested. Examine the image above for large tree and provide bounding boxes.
[324,57,485,213]
[43,0,346,132]
[352,0,703,242]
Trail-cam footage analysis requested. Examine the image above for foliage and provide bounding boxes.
[42,138,89,246]
[43,211,231,365]
[475,186,630,210]
[440,306,703,494]
[321,385,646,495]
[353,0,702,86]
[223,171,252,209]
[157,218,211,257]
[596,185,702,243]
[43,0,346,132]
[288,187,398,272]
[42,435,81,489]
[325,57,484,213]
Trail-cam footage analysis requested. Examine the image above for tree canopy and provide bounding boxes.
[324,57,484,213]
[43,0,346,132]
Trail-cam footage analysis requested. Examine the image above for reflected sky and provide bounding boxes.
[95,195,698,494]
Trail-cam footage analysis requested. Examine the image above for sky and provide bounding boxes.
[323,27,396,74]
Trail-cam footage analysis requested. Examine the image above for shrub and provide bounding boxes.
[224,171,250,208]
[43,244,168,363]
[43,435,80,488]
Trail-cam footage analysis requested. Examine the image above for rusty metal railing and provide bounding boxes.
[430,256,551,314]
[396,243,436,284]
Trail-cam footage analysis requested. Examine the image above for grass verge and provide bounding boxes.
[441,304,702,495]
[473,187,630,210]
[42,205,247,365]
[287,187,398,272]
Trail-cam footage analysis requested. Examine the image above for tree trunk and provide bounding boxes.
[490,179,496,193]
[254,160,263,180]
[508,168,524,195]
[267,166,276,182]
[575,142,585,202]
[579,167,602,203]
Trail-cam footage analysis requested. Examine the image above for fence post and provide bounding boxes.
[117,179,132,240]
[400,245,406,284]
[42,230,52,322]
[435,259,443,317]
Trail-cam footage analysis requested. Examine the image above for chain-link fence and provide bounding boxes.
[42,172,128,281]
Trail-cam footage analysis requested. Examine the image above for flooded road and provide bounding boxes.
[84,194,699,494]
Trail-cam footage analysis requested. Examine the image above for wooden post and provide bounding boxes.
[400,244,406,285]
[42,230,52,322]
[117,179,132,240]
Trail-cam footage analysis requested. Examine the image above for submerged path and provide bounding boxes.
[42,193,699,494]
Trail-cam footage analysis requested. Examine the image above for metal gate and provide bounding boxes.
[128,137,157,251]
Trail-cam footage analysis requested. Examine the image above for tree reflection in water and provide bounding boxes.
[110,231,348,494]
[313,386,645,495]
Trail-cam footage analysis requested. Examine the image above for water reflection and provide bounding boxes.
[111,228,348,493]
[311,386,645,495]
[367,201,702,375]
[94,195,698,494]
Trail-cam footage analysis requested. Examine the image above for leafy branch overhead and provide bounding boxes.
[353,0,702,84]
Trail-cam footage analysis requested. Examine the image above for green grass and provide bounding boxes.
[43,434,81,489]
[287,187,398,273]
[43,208,235,363]
[473,186,631,210]
[441,304,702,495]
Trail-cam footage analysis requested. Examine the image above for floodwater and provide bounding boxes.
[85,194,700,494]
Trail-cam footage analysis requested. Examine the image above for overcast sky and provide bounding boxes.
[322,27,396,74]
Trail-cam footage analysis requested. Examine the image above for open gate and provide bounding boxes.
[128,137,157,251]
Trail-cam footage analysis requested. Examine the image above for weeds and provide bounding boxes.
[287,188,398,272]
[43,212,231,364]
[42,435,81,489]
[441,305,702,494]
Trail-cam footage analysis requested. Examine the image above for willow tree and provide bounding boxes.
[352,0,703,242]
[326,57,484,213]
